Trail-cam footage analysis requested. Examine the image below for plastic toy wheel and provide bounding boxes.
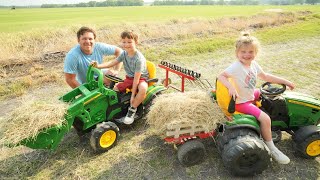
[293,126,320,158]
[221,131,270,176]
[272,130,282,143]
[177,140,206,167]
[216,127,259,153]
[90,122,119,153]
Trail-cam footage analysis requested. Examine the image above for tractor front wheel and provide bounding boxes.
[177,140,206,167]
[221,133,270,176]
[90,122,119,153]
[295,133,320,159]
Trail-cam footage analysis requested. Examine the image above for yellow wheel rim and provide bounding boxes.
[99,130,117,148]
[306,140,320,156]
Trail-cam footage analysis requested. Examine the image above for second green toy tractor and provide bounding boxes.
[212,80,320,176]
[15,62,166,153]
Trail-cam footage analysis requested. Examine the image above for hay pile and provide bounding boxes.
[0,97,68,145]
[147,90,225,137]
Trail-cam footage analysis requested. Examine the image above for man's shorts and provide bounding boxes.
[116,75,147,93]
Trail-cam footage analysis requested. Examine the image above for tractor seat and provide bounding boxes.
[215,79,242,117]
[146,60,158,86]
[125,60,158,94]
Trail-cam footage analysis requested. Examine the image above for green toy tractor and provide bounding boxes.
[15,65,166,153]
[213,80,320,176]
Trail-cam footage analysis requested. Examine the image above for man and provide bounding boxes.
[64,26,122,88]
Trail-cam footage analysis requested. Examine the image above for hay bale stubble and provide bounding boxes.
[147,90,225,137]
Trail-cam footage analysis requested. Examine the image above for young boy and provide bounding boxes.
[92,30,149,125]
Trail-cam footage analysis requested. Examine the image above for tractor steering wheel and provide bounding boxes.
[105,74,124,89]
[260,82,286,96]
[105,74,124,83]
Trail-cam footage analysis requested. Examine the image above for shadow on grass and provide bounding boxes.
[0,129,96,179]
[1,126,319,179]
[93,134,319,179]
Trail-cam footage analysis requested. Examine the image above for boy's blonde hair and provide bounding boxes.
[235,32,260,55]
[121,30,139,44]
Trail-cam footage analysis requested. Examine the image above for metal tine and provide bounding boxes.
[195,80,207,89]
[188,79,204,89]
[200,80,211,89]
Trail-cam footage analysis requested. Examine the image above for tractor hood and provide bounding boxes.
[283,92,320,110]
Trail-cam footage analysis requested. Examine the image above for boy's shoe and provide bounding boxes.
[270,149,290,164]
[123,106,137,125]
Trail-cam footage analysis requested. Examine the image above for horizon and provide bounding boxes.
[0,0,154,6]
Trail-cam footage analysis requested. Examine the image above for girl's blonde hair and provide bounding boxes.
[235,32,260,55]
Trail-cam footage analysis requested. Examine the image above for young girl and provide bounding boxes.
[218,32,294,164]
[92,30,149,125]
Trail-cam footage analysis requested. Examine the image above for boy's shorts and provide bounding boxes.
[116,75,147,93]
[235,89,261,119]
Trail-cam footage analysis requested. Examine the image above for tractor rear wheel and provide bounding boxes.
[216,127,259,153]
[294,127,320,159]
[177,140,206,167]
[90,122,119,153]
[221,132,270,176]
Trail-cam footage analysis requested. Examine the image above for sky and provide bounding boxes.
[0,0,153,6]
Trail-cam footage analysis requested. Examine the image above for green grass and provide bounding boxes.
[0,6,319,179]
[143,16,320,64]
[1,5,320,33]
[257,18,320,44]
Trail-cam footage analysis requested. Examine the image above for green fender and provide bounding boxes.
[143,84,167,105]
[226,114,261,134]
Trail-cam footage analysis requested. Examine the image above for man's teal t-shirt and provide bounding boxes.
[64,42,117,84]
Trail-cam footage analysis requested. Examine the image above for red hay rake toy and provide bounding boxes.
[158,61,215,167]
[158,61,212,92]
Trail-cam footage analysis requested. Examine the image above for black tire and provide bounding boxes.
[177,140,206,167]
[272,130,282,143]
[221,133,270,176]
[90,122,119,153]
[294,131,320,159]
[216,127,259,153]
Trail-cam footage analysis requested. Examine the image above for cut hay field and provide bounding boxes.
[0,5,320,179]
[1,5,319,33]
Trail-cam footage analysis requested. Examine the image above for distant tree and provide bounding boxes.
[88,1,97,7]
[11,6,16,10]
[293,0,304,4]
[217,0,225,4]
[76,2,89,7]
[305,0,319,4]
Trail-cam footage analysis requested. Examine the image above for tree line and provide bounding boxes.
[39,0,319,8]
[153,0,318,5]
[41,0,143,8]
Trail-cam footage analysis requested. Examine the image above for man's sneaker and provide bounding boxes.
[123,106,137,125]
[270,149,290,164]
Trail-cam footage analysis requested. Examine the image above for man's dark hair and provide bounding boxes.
[77,26,96,39]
